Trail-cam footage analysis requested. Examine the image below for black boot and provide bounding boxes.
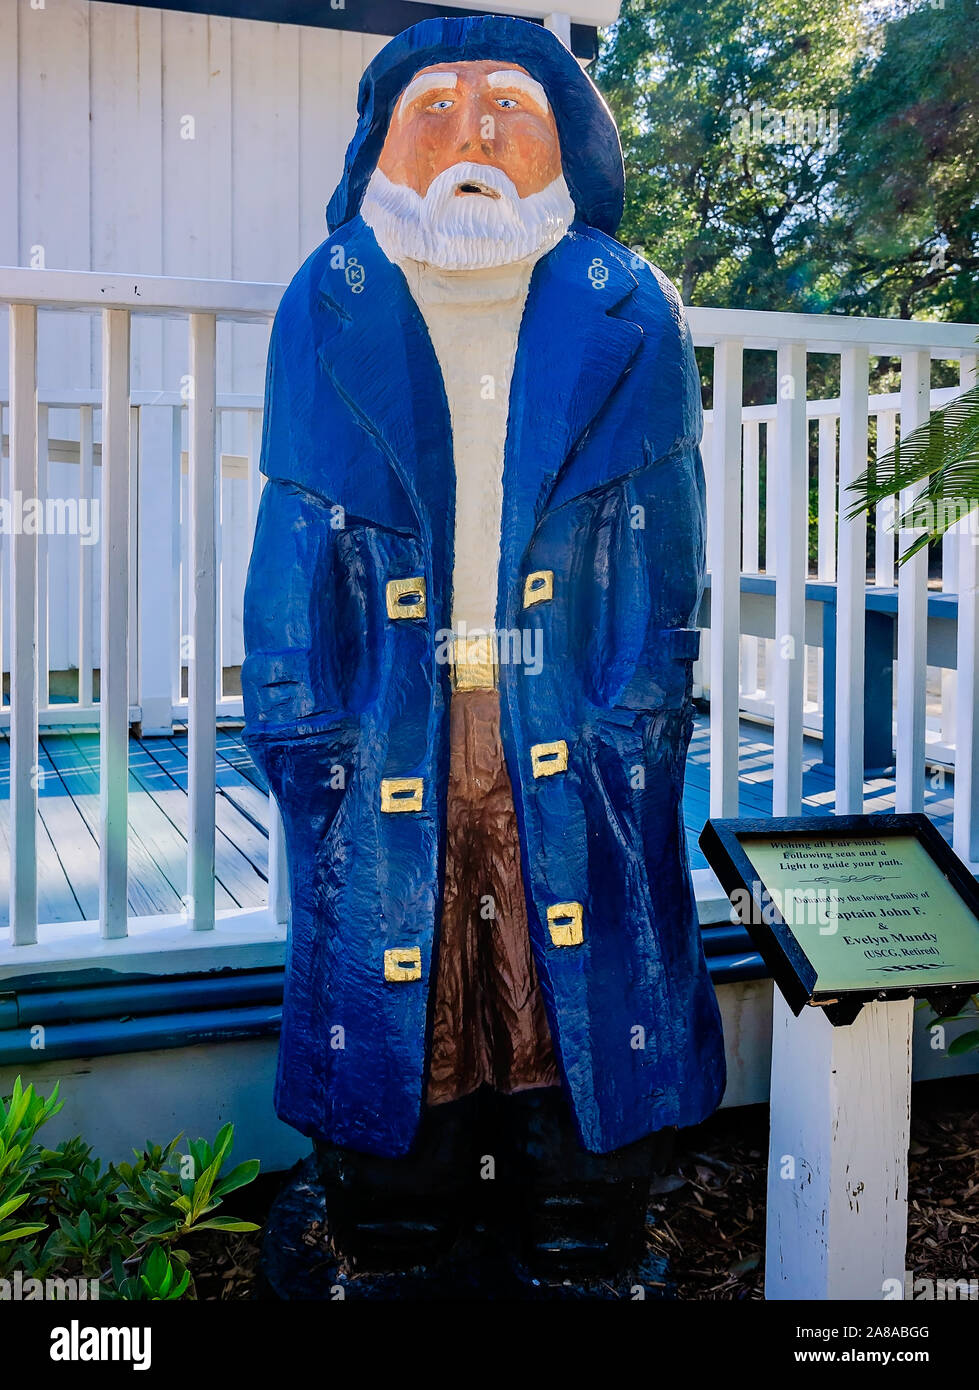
[496,1087,674,1282]
[315,1092,481,1274]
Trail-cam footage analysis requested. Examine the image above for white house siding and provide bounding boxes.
[0,1,388,679]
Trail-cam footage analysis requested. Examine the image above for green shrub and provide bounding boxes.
[0,1077,260,1300]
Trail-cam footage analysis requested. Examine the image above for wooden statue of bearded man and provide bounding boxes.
[243,13,726,1283]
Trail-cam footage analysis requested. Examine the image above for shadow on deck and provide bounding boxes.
[0,712,956,929]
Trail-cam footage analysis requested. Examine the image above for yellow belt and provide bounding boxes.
[449,634,498,691]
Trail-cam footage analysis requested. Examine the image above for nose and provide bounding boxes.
[455,92,495,159]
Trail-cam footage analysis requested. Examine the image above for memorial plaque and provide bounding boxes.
[700,814,979,1024]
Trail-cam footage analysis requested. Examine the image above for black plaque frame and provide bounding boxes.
[699,813,979,1026]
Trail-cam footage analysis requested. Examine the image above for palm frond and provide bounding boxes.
[845,385,979,519]
[844,381,979,563]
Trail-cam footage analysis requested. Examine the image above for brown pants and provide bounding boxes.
[426,688,560,1106]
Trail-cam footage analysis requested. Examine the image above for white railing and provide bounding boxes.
[689,305,978,866]
[0,266,977,967]
[700,385,963,744]
[0,397,267,730]
[1,268,286,957]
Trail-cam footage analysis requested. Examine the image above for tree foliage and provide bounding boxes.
[594,0,978,322]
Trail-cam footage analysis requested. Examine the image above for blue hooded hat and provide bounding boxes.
[326,14,625,237]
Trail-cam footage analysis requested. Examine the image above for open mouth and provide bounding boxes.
[454,179,501,198]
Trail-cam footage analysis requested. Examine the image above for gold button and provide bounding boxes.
[531,740,569,778]
[451,633,497,691]
[380,777,424,812]
[384,947,422,982]
[523,570,553,608]
[386,576,426,620]
[547,901,583,947]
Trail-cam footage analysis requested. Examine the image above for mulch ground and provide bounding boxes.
[189,1075,979,1300]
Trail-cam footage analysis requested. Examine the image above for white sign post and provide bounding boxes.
[765,991,913,1300]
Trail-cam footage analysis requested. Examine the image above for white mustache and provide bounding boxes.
[360,161,575,270]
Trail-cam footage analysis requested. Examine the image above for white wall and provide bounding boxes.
[0,1,388,678]
[2,0,385,360]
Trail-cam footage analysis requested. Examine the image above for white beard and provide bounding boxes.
[359,161,575,270]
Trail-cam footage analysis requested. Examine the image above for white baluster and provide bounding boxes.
[708,339,743,818]
[37,403,49,711]
[702,415,714,576]
[247,407,263,535]
[817,414,837,582]
[0,408,6,719]
[187,314,217,932]
[77,405,94,708]
[765,418,777,577]
[268,794,289,927]
[9,305,38,946]
[137,405,178,735]
[894,351,931,812]
[953,352,979,867]
[772,344,808,816]
[741,420,760,698]
[216,410,225,705]
[874,410,897,587]
[129,407,139,709]
[940,397,959,748]
[99,309,131,940]
[169,405,182,715]
[835,347,870,814]
[762,416,778,701]
[814,414,838,729]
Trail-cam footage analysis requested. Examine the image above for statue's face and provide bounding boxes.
[361,57,574,271]
[378,59,563,200]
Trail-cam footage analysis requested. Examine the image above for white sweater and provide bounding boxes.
[391,251,548,634]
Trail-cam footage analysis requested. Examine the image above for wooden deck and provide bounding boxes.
[0,714,957,931]
[683,717,953,872]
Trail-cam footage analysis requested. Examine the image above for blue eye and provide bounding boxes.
[495,97,519,109]
[429,98,454,111]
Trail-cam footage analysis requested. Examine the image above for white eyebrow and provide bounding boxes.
[398,71,458,114]
[487,69,549,112]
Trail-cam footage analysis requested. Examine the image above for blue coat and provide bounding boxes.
[241,214,727,1157]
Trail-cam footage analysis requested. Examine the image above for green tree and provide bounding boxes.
[594,0,865,310]
[824,0,979,321]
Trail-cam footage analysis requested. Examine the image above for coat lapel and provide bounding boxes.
[314,218,643,621]
[498,226,642,621]
[315,218,455,588]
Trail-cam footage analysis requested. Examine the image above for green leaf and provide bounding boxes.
[212,1123,234,1163]
[190,1217,260,1233]
[134,1216,181,1241]
[188,1140,209,1177]
[0,1192,31,1220]
[0,1223,47,1242]
[947,1030,979,1057]
[212,1159,260,1199]
[189,1155,222,1223]
[845,386,979,562]
[3,1085,32,1140]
